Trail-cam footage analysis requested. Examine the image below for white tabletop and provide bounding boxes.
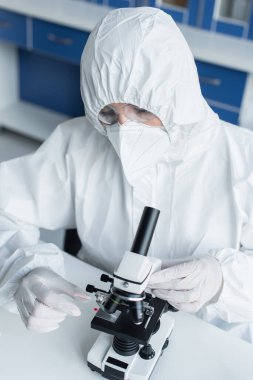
[1,252,253,380]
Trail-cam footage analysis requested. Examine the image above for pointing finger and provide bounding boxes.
[32,282,81,316]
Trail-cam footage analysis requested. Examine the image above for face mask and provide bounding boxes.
[106,120,170,187]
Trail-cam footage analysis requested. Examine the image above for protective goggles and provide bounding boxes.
[98,104,158,126]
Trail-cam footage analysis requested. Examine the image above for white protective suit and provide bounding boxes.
[0,7,253,342]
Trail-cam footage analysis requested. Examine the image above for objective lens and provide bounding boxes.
[103,294,121,314]
[129,300,144,325]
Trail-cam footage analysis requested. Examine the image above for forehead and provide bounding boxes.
[110,103,126,107]
[108,103,126,112]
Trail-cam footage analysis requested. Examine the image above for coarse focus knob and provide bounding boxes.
[139,344,155,360]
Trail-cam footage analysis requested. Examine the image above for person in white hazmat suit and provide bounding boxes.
[0,7,253,342]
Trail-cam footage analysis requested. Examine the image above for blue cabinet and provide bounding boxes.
[0,8,27,47]
[108,0,132,8]
[211,105,240,124]
[196,60,247,124]
[196,61,247,107]
[19,50,84,117]
[33,20,89,64]
[0,10,89,119]
[201,0,253,38]
[141,0,200,25]
[24,19,89,115]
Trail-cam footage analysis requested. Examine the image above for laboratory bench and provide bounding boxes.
[0,0,253,141]
[1,251,253,380]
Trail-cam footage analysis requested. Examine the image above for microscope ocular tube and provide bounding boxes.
[130,207,160,256]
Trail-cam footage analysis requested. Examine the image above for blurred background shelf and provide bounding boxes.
[1,1,253,132]
[0,101,69,141]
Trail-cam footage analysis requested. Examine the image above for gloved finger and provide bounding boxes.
[16,288,65,320]
[149,260,199,286]
[15,298,29,327]
[14,286,33,322]
[26,318,60,333]
[148,274,200,290]
[153,289,174,306]
[174,301,201,313]
[32,300,67,320]
[33,283,81,316]
[47,274,90,300]
[176,270,201,290]
[153,290,201,313]
[160,289,201,304]
[17,292,66,320]
[148,278,182,290]
[26,316,63,331]
[35,325,60,334]
[43,292,81,316]
[152,290,179,310]
[161,257,195,270]
[152,289,170,302]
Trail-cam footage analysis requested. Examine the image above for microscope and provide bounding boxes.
[86,207,176,380]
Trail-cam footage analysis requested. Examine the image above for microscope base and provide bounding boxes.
[87,312,175,380]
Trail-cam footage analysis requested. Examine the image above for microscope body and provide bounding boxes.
[86,207,175,380]
[87,310,174,380]
[87,251,175,380]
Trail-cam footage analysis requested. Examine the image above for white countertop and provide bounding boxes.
[1,252,253,380]
[0,0,253,72]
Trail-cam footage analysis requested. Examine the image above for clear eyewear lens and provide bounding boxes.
[98,105,118,125]
[125,105,157,123]
[98,104,157,126]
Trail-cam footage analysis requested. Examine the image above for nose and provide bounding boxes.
[118,112,127,125]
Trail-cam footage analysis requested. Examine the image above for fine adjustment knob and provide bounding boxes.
[139,344,155,360]
[162,338,169,351]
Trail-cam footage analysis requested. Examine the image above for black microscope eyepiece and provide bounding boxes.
[131,207,160,256]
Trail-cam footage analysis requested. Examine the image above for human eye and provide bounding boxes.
[98,106,117,126]
[136,109,150,115]
[131,105,152,115]
[100,106,115,117]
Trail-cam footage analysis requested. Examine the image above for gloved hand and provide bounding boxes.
[148,256,223,313]
[14,267,90,333]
